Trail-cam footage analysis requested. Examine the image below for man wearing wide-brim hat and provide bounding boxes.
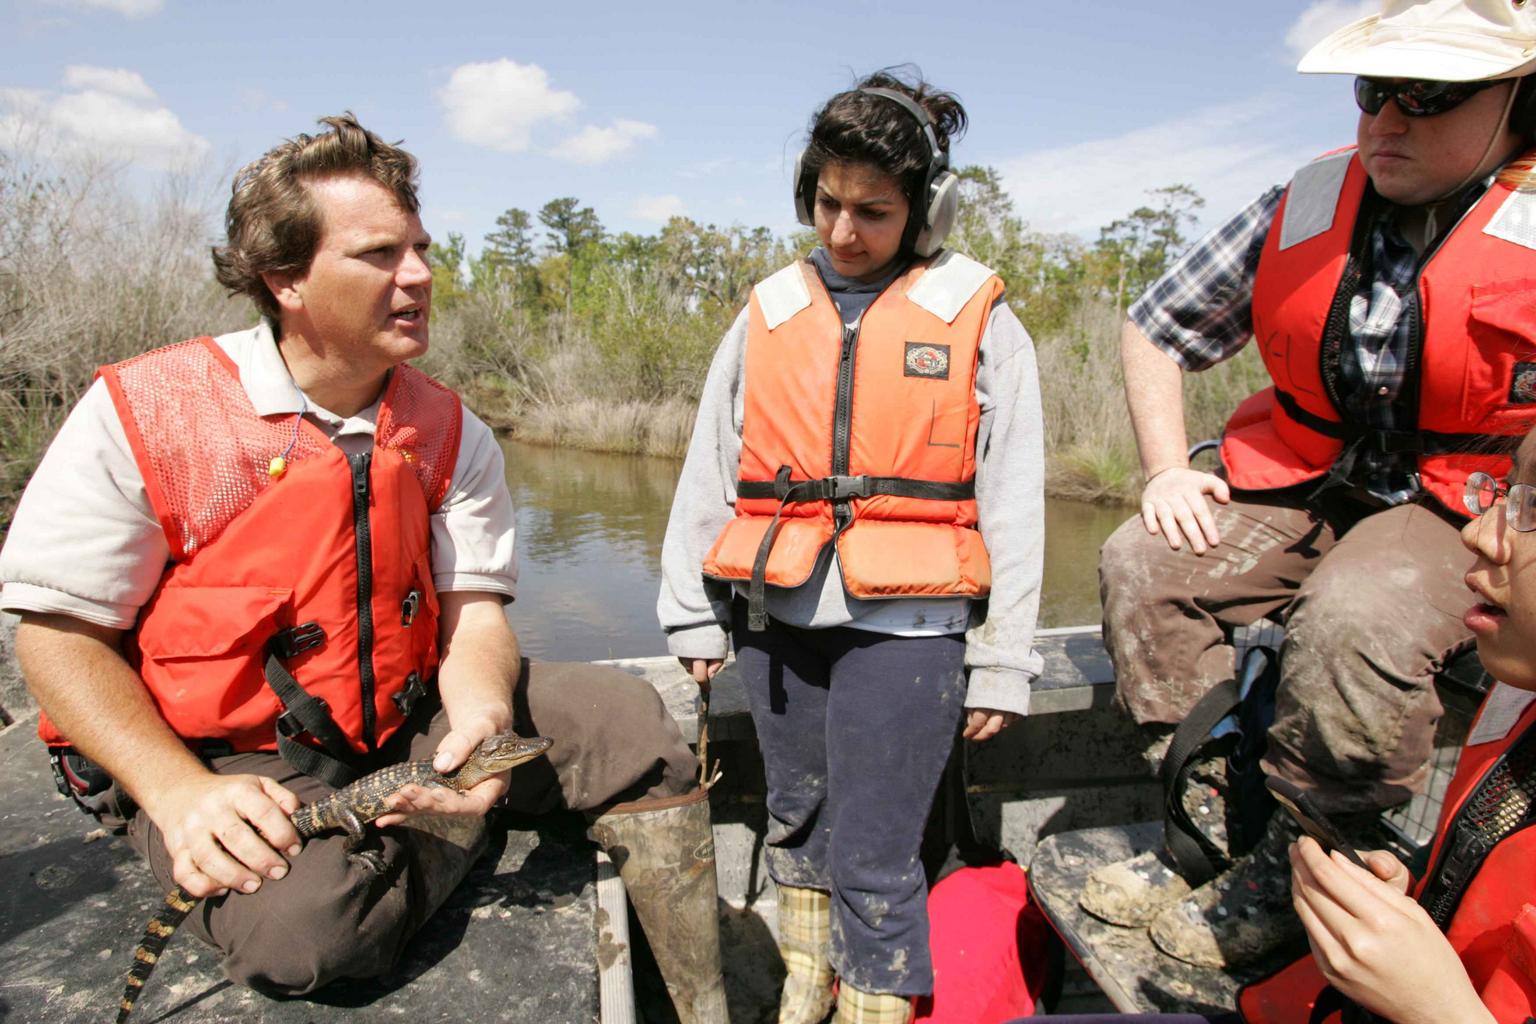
[1089,0,1536,972]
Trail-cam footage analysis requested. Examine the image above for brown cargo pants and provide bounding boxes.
[108,659,698,995]
[1098,490,1474,815]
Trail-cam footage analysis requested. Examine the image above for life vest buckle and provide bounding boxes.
[272,621,326,658]
[392,671,427,715]
[277,697,330,739]
[401,590,421,627]
[823,475,871,500]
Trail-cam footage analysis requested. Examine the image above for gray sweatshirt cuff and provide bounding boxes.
[665,622,731,660]
[964,667,1034,717]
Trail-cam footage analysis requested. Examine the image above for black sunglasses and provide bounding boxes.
[1354,76,1499,118]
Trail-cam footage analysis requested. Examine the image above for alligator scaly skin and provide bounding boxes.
[115,733,552,1023]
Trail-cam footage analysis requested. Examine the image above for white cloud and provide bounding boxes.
[1284,0,1376,63]
[629,194,685,223]
[438,59,580,152]
[998,99,1317,237]
[72,0,163,16]
[0,66,209,169]
[62,65,155,101]
[237,87,288,113]
[551,119,658,164]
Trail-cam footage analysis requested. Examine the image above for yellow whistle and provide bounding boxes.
[268,456,287,479]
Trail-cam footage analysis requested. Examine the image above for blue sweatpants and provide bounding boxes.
[732,602,967,996]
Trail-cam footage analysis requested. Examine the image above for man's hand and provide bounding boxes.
[151,771,302,899]
[1290,836,1496,1024]
[962,708,1019,742]
[679,657,724,692]
[1140,467,1231,554]
[375,711,510,827]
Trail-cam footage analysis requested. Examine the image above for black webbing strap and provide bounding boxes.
[741,468,976,632]
[737,474,975,503]
[262,625,368,789]
[1273,387,1519,457]
[1160,677,1243,886]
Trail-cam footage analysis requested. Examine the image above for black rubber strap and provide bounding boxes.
[1273,388,1519,456]
[1160,677,1243,886]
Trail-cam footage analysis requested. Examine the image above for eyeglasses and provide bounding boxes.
[1354,77,1499,118]
[1465,471,1536,532]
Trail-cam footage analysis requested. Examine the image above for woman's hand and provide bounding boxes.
[1290,836,1496,1024]
[679,657,724,693]
[962,708,1019,742]
[1140,467,1230,554]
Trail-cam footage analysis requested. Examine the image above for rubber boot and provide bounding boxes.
[775,884,835,1024]
[833,984,914,1024]
[588,788,728,1024]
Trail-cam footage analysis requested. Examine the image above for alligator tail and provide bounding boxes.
[116,885,198,1023]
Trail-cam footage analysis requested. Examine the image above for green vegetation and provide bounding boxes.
[0,156,1272,541]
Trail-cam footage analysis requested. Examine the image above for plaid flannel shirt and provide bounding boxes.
[1129,180,1486,504]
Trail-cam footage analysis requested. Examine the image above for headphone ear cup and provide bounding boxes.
[793,149,816,228]
[912,170,960,257]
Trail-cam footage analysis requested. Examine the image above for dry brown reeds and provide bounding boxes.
[0,151,245,537]
[1034,295,1270,504]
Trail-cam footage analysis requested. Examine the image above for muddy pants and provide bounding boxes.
[1099,490,1473,815]
[732,600,967,996]
[109,659,699,996]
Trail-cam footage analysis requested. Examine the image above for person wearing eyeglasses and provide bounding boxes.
[1088,0,1536,973]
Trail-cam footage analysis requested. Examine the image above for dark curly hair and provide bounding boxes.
[212,112,419,321]
[802,67,968,231]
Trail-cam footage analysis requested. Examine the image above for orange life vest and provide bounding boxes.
[37,337,462,767]
[1223,147,1536,513]
[702,252,1001,629]
[1239,687,1536,1023]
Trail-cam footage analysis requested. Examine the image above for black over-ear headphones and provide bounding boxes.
[793,86,961,258]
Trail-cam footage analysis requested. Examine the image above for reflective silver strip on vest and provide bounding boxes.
[1278,151,1352,251]
[754,262,812,330]
[1484,188,1536,251]
[906,250,996,324]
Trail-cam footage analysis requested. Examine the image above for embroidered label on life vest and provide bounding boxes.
[905,343,950,380]
[1511,363,1536,404]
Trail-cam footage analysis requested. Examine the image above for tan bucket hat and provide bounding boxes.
[1298,0,1536,81]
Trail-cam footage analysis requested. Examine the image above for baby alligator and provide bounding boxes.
[115,732,553,1023]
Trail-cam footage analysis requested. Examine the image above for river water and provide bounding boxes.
[501,438,1130,662]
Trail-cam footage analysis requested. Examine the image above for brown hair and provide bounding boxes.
[212,112,420,320]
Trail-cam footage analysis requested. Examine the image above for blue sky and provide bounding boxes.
[1,0,1376,252]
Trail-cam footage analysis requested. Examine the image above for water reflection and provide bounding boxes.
[501,438,1129,661]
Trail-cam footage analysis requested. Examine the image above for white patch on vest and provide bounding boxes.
[754,263,812,330]
[1278,151,1351,251]
[1484,189,1536,251]
[906,250,995,324]
[1467,682,1536,746]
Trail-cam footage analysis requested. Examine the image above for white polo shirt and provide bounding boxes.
[0,321,518,629]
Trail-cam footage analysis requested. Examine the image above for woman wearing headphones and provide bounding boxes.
[658,69,1044,1023]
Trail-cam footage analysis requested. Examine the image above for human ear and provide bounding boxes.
[260,270,304,314]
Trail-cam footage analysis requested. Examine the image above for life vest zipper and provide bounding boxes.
[349,452,378,751]
[832,323,858,528]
